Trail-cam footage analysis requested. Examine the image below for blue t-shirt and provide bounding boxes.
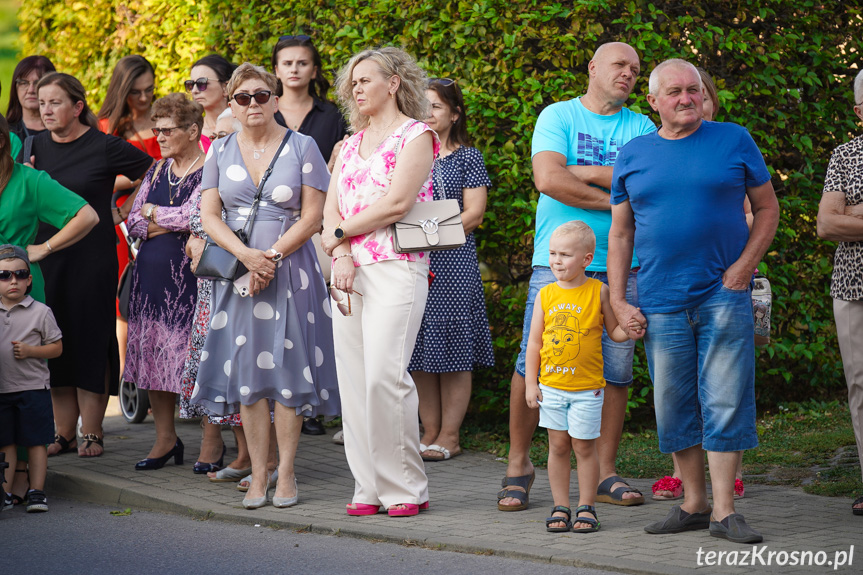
[531,97,656,270]
[610,121,772,313]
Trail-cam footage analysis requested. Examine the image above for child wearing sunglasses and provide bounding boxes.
[0,245,63,513]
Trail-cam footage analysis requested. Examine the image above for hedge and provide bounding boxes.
[19,1,863,415]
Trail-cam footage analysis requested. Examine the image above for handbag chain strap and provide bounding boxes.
[240,129,293,241]
[393,120,445,201]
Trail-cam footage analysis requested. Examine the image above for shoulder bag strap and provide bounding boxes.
[20,135,34,164]
[241,129,293,241]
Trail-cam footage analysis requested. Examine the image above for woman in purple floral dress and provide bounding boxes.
[123,94,203,470]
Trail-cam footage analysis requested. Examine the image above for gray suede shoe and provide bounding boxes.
[709,513,763,544]
[644,504,711,534]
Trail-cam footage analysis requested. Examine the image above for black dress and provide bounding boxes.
[33,128,152,394]
[274,99,347,161]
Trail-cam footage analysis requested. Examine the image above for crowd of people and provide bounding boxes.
[0,36,860,546]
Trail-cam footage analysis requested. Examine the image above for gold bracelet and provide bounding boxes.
[333,253,353,261]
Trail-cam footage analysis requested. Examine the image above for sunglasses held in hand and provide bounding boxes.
[329,286,363,316]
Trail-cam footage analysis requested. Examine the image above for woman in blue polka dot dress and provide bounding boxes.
[192,64,340,509]
[408,78,494,462]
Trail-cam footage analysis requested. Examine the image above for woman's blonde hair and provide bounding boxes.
[336,47,430,131]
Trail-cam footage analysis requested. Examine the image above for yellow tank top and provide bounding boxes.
[538,278,605,392]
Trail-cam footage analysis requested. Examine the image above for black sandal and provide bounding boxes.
[48,434,78,456]
[545,505,572,532]
[853,496,863,516]
[572,504,601,533]
[79,433,104,458]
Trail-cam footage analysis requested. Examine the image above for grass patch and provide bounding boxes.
[461,399,861,498]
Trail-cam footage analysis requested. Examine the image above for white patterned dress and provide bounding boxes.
[191,131,341,418]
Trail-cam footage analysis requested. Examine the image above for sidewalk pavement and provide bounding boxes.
[43,410,860,575]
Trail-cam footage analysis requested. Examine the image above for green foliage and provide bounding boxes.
[20,1,863,416]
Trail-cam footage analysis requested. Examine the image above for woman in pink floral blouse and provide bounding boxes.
[322,47,439,517]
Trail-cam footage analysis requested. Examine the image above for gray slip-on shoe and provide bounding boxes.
[709,513,763,544]
[644,504,711,534]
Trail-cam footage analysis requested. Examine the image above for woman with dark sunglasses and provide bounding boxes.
[180,56,250,481]
[192,64,339,509]
[123,94,205,471]
[271,34,348,169]
[186,54,237,143]
[408,78,494,463]
[30,73,152,458]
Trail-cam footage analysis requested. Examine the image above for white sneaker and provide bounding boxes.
[332,430,344,445]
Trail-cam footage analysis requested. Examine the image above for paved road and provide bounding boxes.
[2,498,615,575]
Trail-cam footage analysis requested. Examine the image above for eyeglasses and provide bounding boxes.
[15,79,38,89]
[429,78,457,87]
[151,125,189,137]
[0,269,30,281]
[184,77,221,92]
[232,90,273,106]
[329,286,363,316]
[279,34,311,42]
[212,131,231,140]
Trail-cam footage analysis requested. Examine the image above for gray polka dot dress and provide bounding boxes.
[408,146,495,373]
[191,131,341,418]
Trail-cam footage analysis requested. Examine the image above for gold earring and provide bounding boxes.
[390,92,394,99]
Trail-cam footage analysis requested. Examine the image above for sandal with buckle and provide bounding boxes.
[496,470,535,512]
[78,433,104,458]
[571,505,601,533]
[48,434,78,457]
[545,505,572,532]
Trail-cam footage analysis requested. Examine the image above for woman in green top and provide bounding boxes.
[0,115,98,302]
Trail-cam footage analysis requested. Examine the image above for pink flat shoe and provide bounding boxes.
[419,501,429,511]
[734,478,745,499]
[388,503,419,517]
[652,476,684,500]
[346,503,380,516]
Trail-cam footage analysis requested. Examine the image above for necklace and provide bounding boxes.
[241,131,282,160]
[167,153,202,205]
[364,113,403,152]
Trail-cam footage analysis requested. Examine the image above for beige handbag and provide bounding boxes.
[391,122,466,254]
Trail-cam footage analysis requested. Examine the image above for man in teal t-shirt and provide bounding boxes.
[497,42,655,512]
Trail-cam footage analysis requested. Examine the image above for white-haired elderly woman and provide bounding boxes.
[321,47,439,518]
[192,63,340,509]
[817,68,863,516]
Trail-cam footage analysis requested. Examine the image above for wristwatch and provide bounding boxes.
[334,223,345,240]
[145,204,156,222]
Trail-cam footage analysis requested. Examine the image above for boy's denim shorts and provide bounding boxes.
[0,389,54,447]
[644,285,758,454]
[515,266,638,387]
[538,384,604,440]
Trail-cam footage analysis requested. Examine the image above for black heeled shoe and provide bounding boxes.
[135,438,184,471]
[193,443,226,474]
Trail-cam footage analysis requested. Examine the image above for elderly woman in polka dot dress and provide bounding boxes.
[192,63,340,510]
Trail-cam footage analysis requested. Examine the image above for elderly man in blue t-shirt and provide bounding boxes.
[497,41,655,512]
[608,59,779,544]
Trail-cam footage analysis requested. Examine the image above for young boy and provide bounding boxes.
[525,221,631,533]
[0,245,62,513]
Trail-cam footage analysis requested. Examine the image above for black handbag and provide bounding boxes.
[195,130,292,281]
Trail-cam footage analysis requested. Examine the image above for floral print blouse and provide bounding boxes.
[337,119,440,266]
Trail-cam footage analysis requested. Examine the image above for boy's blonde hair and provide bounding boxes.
[551,221,596,252]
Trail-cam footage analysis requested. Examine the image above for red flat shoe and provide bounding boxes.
[734,478,745,499]
[346,503,380,516]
